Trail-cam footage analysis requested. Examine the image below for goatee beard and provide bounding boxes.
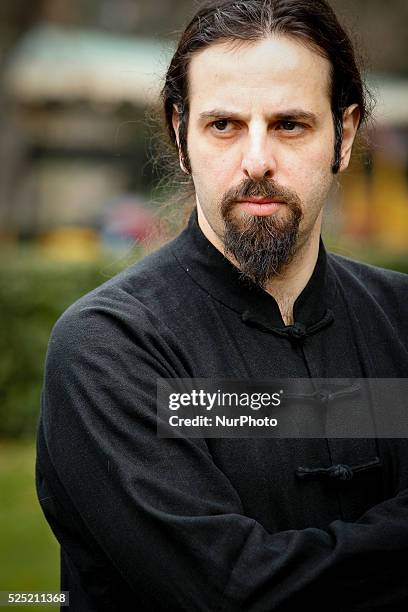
[221,178,303,288]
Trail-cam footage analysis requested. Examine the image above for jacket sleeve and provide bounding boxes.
[39,299,408,612]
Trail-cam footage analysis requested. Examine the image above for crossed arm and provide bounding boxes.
[37,305,408,611]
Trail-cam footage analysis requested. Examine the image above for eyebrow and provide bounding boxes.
[198,108,318,123]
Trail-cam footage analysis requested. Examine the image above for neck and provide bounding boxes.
[196,205,322,326]
[263,233,320,325]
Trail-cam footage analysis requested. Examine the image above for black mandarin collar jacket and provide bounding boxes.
[37,210,408,611]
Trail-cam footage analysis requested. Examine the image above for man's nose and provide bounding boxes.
[241,129,277,181]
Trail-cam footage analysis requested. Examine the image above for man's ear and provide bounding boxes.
[339,104,361,172]
[172,106,189,174]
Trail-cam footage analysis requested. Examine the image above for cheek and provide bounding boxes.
[289,140,334,190]
[284,153,333,216]
[188,127,241,176]
[190,147,237,194]
[298,134,334,170]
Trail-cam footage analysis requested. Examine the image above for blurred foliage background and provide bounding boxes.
[0,0,407,606]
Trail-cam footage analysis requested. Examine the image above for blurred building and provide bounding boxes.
[0,24,173,254]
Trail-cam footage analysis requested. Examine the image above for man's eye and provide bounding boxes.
[278,121,302,132]
[211,119,231,132]
[281,121,297,130]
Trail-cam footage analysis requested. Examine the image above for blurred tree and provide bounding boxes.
[331,0,408,76]
[1,1,407,75]
[0,0,41,64]
[38,0,81,25]
[0,0,43,239]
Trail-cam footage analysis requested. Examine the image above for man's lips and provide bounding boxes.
[236,198,286,216]
[238,197,284,204]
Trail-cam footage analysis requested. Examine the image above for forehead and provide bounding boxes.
[188,35,332,117]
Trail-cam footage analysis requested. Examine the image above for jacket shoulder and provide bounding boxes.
[328,251,408,316]
[48,238,189,353]
[328,251,407,285]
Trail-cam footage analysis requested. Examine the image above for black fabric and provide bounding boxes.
[36,210,408,611]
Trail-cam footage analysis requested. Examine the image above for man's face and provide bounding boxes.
[174,36,353,285]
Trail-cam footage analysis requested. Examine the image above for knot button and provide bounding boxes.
[329,464,354,481]
[287,322,307,341]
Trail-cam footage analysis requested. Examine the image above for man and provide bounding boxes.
[36,1,408,610]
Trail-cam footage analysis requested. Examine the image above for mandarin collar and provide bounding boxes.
[171,209,335,331]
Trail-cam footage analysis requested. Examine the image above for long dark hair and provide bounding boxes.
[162,0,371,175]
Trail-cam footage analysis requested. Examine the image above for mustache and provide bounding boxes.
[220,178,302,210]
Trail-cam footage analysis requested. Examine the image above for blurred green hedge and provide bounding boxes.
[0,249,407,439]
[0,253,130,439]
